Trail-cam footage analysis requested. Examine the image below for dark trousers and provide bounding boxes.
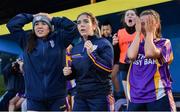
[27,97,68,111]
[128,95,172,111]
[73,94,114,111]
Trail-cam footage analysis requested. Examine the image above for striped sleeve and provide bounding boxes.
[87,42,113,73]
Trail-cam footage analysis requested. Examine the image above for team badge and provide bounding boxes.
[49,40,55,48]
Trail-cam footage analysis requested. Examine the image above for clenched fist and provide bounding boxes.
[63,67,72,76]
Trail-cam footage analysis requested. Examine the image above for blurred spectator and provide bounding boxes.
[0,58,24,111]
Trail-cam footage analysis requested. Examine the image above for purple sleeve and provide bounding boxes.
[158,39,173,64]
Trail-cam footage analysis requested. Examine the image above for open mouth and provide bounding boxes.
[129,19,132,23]
[81,29,85,31]
[80,29,86,33]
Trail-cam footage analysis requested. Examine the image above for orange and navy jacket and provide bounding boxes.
[118,28,143,64]
[70,35,114,97]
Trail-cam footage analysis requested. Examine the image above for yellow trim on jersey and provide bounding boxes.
[88,53,112,73]
[154,65,161,97]
[154,59,166,100]
[168,52,174,64]
[127,63,133,102]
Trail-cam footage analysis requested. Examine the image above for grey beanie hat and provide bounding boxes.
[32,15,52,29]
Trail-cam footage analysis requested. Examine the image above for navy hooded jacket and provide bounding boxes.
[6,13,78,100]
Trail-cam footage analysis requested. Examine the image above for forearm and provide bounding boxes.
[52,17,77,31]
[52,17,78,47]
[144,32,160,58]
[7,13,33,33]
[88,51,113,73]
[88,45,113,74]
[127,32,141,60]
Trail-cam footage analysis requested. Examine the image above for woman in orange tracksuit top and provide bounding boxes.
[112,9,143,102]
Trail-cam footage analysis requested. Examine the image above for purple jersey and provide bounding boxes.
[127,38,173,103]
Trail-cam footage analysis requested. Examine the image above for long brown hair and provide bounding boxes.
[77,12,101,37]
[140,9,162,38]
[27,27,52,53]
[27,31,37,53]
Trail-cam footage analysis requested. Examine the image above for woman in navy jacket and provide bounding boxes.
[7,13,78,111]
[63,12,114,111]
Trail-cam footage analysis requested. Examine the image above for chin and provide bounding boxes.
[37,35,46,38]
[128,24,135,27]
[81,33,87,37]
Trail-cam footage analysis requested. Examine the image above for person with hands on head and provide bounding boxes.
[7,12,78,111]
[63,12,114,111]
[127,9,176,111]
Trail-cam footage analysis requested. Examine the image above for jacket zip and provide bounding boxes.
[42,41,47,98]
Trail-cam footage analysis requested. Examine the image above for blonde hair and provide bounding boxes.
[140,9,162,38]
[77,12,101,37]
